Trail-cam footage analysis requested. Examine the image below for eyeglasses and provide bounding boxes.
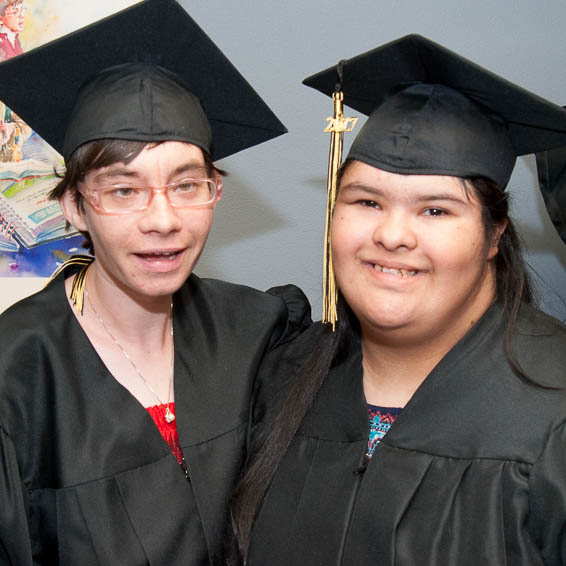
[79,178,220,214]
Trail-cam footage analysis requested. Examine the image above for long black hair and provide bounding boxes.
[230,163,534,563]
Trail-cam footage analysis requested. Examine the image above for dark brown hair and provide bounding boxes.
[50,138,225,254]
[230,161,535,563]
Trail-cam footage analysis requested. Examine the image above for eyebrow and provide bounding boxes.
[93,161,208,183]
[171,163,209,177]
[340,183,470,206]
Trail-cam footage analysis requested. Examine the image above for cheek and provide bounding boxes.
[86,216,133,247]
[188,210,214,239]
[7,14,19,28]
[331,214,353,265]
[331,213,368,288]
[331,208,368,249]
[427,225,487,274]
[177,209,215,248]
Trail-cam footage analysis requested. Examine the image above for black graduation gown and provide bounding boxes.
[0,270,310,565]
[249,304,566,566]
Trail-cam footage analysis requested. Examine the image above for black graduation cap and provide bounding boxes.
[0,0,287,161]
[536,146,566,243]
[303,34,566,188]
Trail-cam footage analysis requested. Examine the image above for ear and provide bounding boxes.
[214,176,223,205]
[60,189,88,232]
[487,219,508,260]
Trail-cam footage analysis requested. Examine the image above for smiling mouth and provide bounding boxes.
[373,264,418,277]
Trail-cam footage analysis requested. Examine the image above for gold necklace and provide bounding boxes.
[85,288,176,423]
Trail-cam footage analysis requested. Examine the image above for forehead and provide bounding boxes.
[88,141,208,182]
[340,160,477,203]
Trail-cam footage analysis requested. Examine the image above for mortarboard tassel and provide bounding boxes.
[322,87,357,329]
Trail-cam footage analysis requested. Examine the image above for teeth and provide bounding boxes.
[373,264,417,277]
[144,252,177,259]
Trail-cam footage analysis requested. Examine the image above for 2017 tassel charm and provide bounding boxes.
[322,91,357,330]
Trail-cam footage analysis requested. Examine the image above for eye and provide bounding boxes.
[423,207,447,216]
[108,186,140,199]
[359,200,380,209]
[173,180,198,193]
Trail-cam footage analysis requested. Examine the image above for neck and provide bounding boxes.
[361,336,454,408]
[65,260,176,409]
[0,24,17,43]
[69,261,173,349]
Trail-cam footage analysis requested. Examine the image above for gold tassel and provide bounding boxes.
[45,254,95,315]
[322,91,357,330]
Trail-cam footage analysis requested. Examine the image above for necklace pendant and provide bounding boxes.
[165,406,176,423]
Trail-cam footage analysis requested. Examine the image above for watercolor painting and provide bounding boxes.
[0,0,136,277]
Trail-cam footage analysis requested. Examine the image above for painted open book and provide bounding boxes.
[0,158,77,250]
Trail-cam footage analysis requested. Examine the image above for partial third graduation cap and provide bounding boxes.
[0,0,287,162]
[303,34,566,188]
[536,145,566,243]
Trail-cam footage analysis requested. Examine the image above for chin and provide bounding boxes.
[368,318,411,333]
[136,272,193,298]
[358,305,425,335]
[353,299,410,323]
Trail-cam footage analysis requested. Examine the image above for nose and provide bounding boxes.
[138,190,183,234]
[371,210,417,251]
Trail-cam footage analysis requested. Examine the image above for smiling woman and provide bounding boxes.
[0,2,311,566]
[232,35,566,566]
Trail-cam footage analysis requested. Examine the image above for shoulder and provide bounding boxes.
[0,274,71,362]
[0,276,66,331]
[513,304,566,388]
[0,277,72,431]
[179,275,312,345]
[185,275,307,308]
[516,303,566,336]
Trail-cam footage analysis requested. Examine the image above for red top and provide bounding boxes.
[146,403,184,464]
[0,33,23,61]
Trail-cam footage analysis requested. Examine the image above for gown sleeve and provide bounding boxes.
[0,426,33,565]
[528,419,566,565]
[251,285,318,435]
[265,284,312,348]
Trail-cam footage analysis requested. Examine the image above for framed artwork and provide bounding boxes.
[0,0,136,309]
